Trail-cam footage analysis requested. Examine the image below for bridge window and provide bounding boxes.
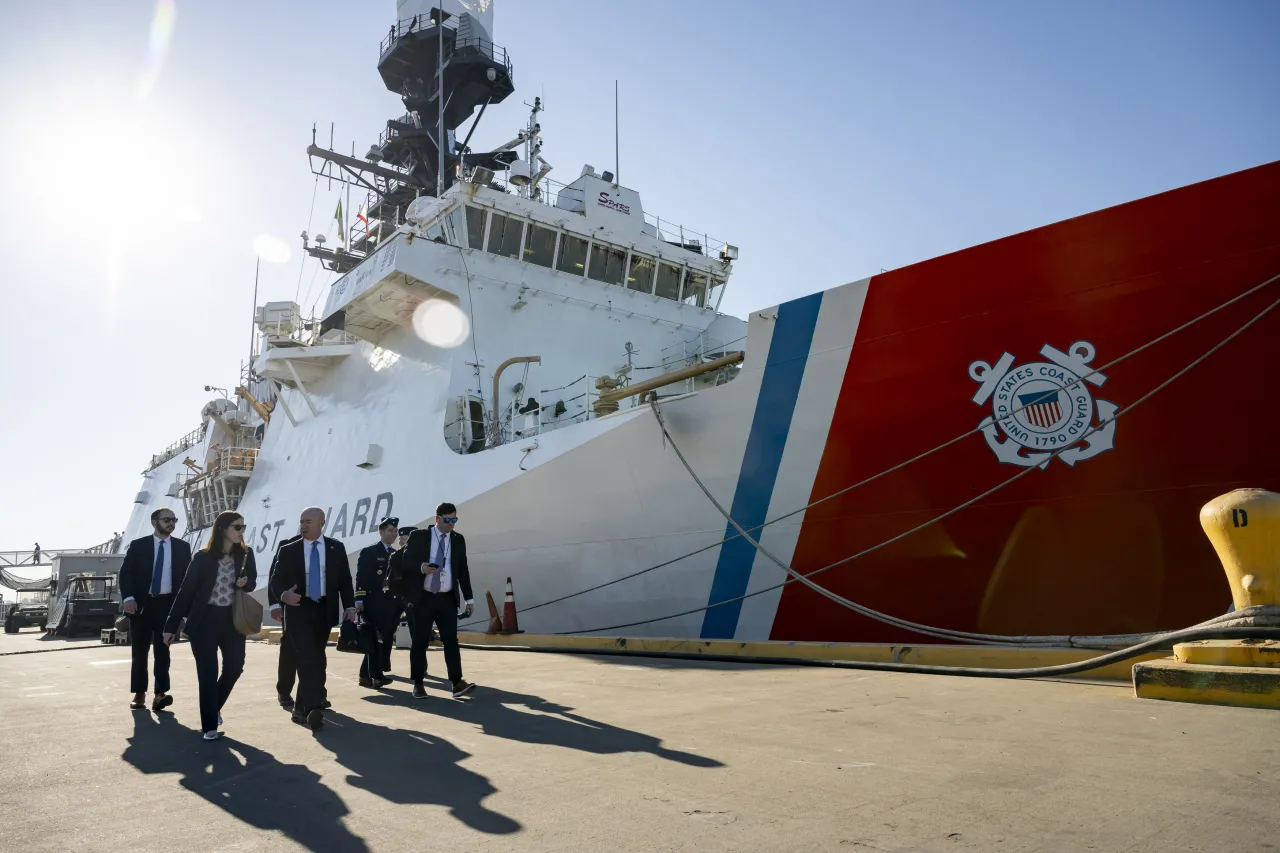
[682,269,708,307]
[556,234,589,275]
[655,262,682,301]
[626,253,655,293]
[523,224,557,268]
[588,243,626,285]
[466,205,486,250]
[707,274,726,310]
[487,213,524,259]
[438,207,466,246]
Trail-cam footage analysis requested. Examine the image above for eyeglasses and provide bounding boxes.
[439,517,458,524]
[229,524,246,531]
[158,517,177,524]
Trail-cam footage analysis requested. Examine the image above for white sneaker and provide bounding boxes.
[202,731,221,741]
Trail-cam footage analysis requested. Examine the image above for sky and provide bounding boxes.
[0,0,1277,565]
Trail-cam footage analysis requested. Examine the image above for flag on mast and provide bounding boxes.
[334,199,345,247]
[357,201,369,238]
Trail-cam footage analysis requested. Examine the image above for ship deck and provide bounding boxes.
[1,636,1276,852]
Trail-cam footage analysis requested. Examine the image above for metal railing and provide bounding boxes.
[146,424,208,472]
[379,15,512,74]
[482,171,733,262]
[214,445,258,475]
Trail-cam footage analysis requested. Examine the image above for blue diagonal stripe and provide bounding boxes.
[700,291,824,639]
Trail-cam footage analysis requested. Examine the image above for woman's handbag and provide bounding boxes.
[231,556,263,636]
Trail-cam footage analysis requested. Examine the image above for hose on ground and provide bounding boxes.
[463,624,1280,679]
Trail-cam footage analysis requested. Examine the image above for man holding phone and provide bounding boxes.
[396,502,476,699]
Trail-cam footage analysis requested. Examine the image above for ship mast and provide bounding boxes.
[303,2,516,273]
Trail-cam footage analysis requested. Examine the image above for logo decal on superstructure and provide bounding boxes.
[968,341,1117,468]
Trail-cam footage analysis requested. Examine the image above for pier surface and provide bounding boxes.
[1,635,1277,852]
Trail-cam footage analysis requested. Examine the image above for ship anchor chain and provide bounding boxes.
[969,340,1118,469]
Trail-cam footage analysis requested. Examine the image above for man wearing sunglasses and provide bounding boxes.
[397,502,476,699]
[118,508,192,711]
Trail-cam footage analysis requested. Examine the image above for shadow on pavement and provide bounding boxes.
[122,713,370,853]
[315,711,522,835]
[366,683,725,768]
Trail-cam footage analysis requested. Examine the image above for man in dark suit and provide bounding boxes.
[267,529,302,710]
[355,517,400,688]
[119,508,192,711]
[396,502,476,699]
[269,506,356,731]
[384,525,415,671]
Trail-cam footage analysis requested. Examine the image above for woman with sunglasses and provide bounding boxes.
[163,510,257,740]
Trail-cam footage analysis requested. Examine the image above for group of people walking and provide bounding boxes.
[120,502,476,741]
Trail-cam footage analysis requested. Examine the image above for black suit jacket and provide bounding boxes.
[355,542,396,624]
[269,536,354,628]
[267,535,303,609]
[164,548,258,637]
[119,535,192,612]
[396,527,473,611]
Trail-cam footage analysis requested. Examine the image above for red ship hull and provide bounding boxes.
[772,160,1280,643]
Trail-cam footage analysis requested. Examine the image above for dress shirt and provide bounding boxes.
[424,529,472,605]
[303,536,325,600]
[123,535,173,606]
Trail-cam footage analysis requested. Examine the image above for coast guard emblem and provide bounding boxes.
[968,341,1117,469]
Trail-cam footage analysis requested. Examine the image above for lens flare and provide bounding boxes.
[135,0,177,102]
[412,299,471,348]
[253,234,292,264]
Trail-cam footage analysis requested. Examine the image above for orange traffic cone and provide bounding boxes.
[484,591,502,634]
[500,577,522,634]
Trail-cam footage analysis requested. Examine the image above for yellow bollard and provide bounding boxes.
[1199,489,1280,612]
[1132,489,1280,709]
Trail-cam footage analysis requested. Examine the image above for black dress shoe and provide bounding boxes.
[152,693,174,712]
[322,699,332,709]
[278,693,295,709]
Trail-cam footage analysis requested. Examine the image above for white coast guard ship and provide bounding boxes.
[118,1,1280,644]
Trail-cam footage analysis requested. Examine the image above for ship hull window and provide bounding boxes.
[523,224,557,268]
[465,205,487,250]
[488,213,524,259]
[588,243,626,285]
[683,269,708,308]
[556,234,589,275]
[627,253,655,293]
[655,262,682,301]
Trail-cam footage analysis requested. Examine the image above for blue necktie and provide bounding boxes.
[308,541,322,600]
[151,540,165,595]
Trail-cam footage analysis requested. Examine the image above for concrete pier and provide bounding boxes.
[1,639,1276,852]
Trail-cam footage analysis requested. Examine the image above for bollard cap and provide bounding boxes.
[1199,489,1280,611]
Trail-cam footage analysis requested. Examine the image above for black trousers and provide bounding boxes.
[128,594,173,694]
[381,601,403,671]
[188,606,245,734]
[359,617,386,681]
[409,593,461,685]
[276,619,297,698]
[286,599,332,714]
